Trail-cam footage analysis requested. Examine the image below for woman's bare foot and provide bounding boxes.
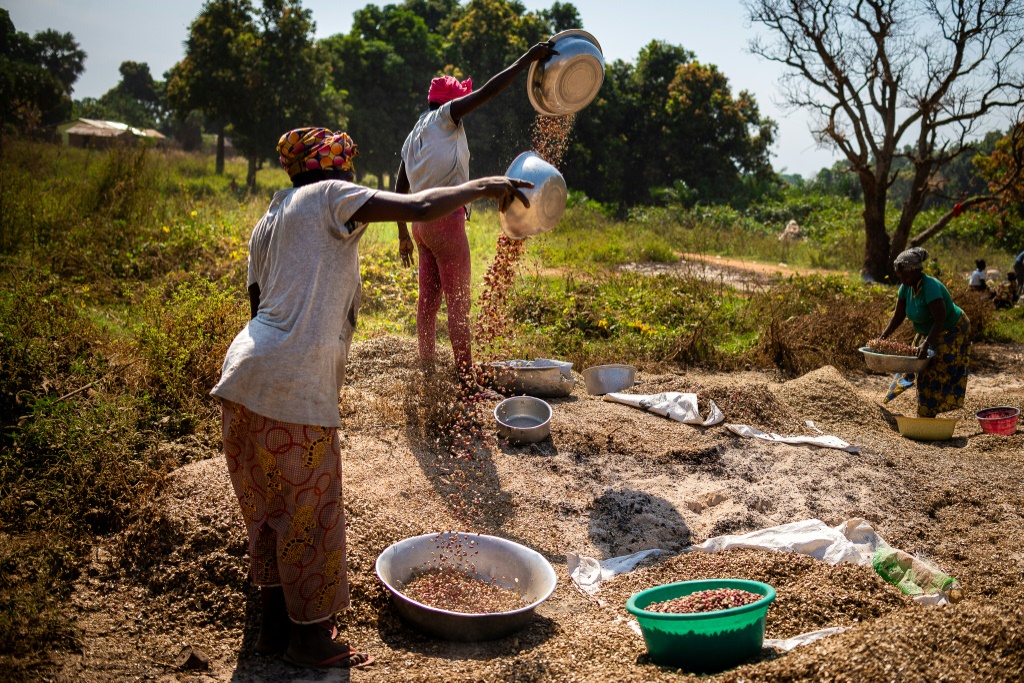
[254,586,290,655]
[284,621,373,669]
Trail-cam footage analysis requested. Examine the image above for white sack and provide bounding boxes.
[725,423,861,453]
[691,518,876,566]
[566,548,669,595]
[604,392,724,426]
[764,627,849,652]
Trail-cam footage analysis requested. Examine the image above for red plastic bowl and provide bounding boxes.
[975,407,1020,435]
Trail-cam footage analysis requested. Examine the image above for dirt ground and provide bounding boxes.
[50,336,1024,682]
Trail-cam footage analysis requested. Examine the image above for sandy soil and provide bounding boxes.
[51,336,1024,682]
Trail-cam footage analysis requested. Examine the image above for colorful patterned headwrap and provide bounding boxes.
[428,76,473,105]
[277,127,358,178]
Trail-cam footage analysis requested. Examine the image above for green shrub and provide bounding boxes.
[128,272,247,418]
[0,277,100,425]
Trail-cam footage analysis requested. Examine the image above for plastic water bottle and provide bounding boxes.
[872,546,963,602]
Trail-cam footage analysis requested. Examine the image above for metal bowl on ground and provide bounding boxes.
[581,364,637,395]
[895,416,958,441]
[494,396,552,444]
[499,151,567,240]
[533,358,573,379]
[528,29,605,116]
[487,359,575,397]
[375,532,558,642]
[859,347,935,374]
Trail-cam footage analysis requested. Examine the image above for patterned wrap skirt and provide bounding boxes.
[884,313,971,418]
[221,400,348,624]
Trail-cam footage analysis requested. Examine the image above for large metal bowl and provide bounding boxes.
[495,396,552,444]
[488,359,575,397]
[528,29,605,116]
[582,364,637,395]
[375,532,558,642]
[859,347,935,374]
[499,151,567,240]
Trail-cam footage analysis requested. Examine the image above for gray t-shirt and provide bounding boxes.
[211,180,376,427]
[401,100,471,193]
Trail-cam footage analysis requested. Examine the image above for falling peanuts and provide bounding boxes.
[531,114,576,167]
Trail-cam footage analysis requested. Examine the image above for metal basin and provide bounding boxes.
[582,364,637,395]
[859,347,935,374]
[375,532,557,642]
[528,29,605,116]
[533,358,573,379]
[494,396,552,444]
[488,359,575,397]
[499,151,567,240]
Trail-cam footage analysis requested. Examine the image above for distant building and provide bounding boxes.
[56,119,167,148]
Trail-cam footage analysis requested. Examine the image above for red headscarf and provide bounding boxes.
[428,76,473,105]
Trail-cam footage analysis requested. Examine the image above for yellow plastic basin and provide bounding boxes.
[895,416,958,441]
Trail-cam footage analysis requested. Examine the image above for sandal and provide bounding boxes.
[283,646,375,670]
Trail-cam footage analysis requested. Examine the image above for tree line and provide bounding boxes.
[3,1,1022,280]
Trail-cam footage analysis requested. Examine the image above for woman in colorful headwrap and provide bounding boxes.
[211,127,532,670]
[877,247,972,417]
[395,42,558,396]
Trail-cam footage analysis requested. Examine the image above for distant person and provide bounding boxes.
[1015,250,1024,297]
[968,259,988,292]
[211,127,531,670]
[394,41,557,397]
[994,272,1019,310]
[877,247,971,417]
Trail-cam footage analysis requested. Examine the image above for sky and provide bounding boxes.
[5,0,845,177]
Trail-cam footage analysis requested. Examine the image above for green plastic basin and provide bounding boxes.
[626,579,776,672]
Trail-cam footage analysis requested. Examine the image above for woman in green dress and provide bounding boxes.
[877,248,971,417]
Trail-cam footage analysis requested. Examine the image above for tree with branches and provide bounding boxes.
[745,0,1024,281]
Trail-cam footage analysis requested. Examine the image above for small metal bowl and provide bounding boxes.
[375,532,558,642]
[581,364,637,395]
[500,151,567,240]
[528,29,605,116]
[494,396,552,444]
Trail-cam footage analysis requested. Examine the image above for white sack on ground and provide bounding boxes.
[691,518,877,565]
[568,518,953,605]
[566,548,669,595]
[603,392,724,426]
[764,627,849,652]
[725,423,862,453]
[626,621,851,652]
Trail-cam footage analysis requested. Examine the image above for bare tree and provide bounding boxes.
[745,0,1024,281]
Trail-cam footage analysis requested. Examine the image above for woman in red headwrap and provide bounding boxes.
[211,127,532,670]
[395,42,557,396]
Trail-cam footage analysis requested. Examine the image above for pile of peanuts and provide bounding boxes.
[401,567,525,614]
[867,338,919,357]
[645,588,762,614]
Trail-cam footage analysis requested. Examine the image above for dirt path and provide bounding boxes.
[618,253,851,292]
[677,253,846,279]
[49,337,1024,682]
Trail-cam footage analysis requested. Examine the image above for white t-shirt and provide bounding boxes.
[969,269,986,287]
[401,101,470,193]
[211,180,376,427]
